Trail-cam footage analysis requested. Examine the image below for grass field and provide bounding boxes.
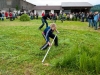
[0,19,100,75]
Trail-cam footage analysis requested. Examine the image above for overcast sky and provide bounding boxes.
[26,0,100,5]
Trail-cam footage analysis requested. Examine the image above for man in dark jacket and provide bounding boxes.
[40,23,59,50]
[39,12,52,29]
[88,12,94,27]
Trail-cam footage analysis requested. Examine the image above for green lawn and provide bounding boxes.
[0,19,100,75]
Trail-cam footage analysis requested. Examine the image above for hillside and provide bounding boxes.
[91,4,100,12]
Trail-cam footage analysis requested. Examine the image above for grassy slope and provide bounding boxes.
[0,19,100,75]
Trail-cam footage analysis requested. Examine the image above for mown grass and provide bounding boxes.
[0,19,100,75]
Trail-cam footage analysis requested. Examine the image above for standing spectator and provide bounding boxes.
[33,13,35,19]
[78,12,81,21]
[0,11,2,20]
[15,12,17,19]
[67,13,70,21]
[39,12,52,29]
[30,11,33,20]
[88,12,94,27]
[75,13,78,21]
[52,13,57,23]
[72,12,75,21]
[81,12,85,22]
[1,12,4,21]
[60,12,64,22]
[36,12,38,19]
[70,13,73,21]
[9,12,13,21]
[63,13,66,21]
[94,12,99,30]
[12,12,16,20]
[98,13,100,28]
[5,12,9,19]
[50,13,54,22]
[86,12,89,22]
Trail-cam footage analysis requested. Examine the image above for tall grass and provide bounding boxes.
[51,30,100,74]
[94,53,100,74]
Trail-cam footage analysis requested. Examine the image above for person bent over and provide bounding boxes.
[40,23,59,50]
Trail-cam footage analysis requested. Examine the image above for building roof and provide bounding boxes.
[61,2,93,7]
[24,0,36,6]
[33,6,63,10]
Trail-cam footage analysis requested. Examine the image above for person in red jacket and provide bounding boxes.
[5,12,8,19]
[42,12,45,17]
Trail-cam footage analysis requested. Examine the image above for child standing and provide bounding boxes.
[40,23,59,50]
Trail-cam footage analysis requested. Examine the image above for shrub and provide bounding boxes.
[20,14,30,21]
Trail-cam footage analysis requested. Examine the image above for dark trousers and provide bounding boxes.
[39,18,48,29]
[1,17,4,21]
[60,17,64,23]
[36,16,38,19]
[40,33,58,50]
[99,21,100,27]
[52,17,56,23]
[75,17,77,21]
[30,16,33,20]
[88,19,94,27]
[94,20,98,30]
[10,17,13,21]
[81,17,84,22]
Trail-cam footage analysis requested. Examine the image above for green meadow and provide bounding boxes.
[0,19,100,75]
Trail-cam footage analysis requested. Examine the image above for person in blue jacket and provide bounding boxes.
[40,23,59,50]
[94,12,99,30]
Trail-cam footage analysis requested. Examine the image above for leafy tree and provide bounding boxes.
[16,5,19,11]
